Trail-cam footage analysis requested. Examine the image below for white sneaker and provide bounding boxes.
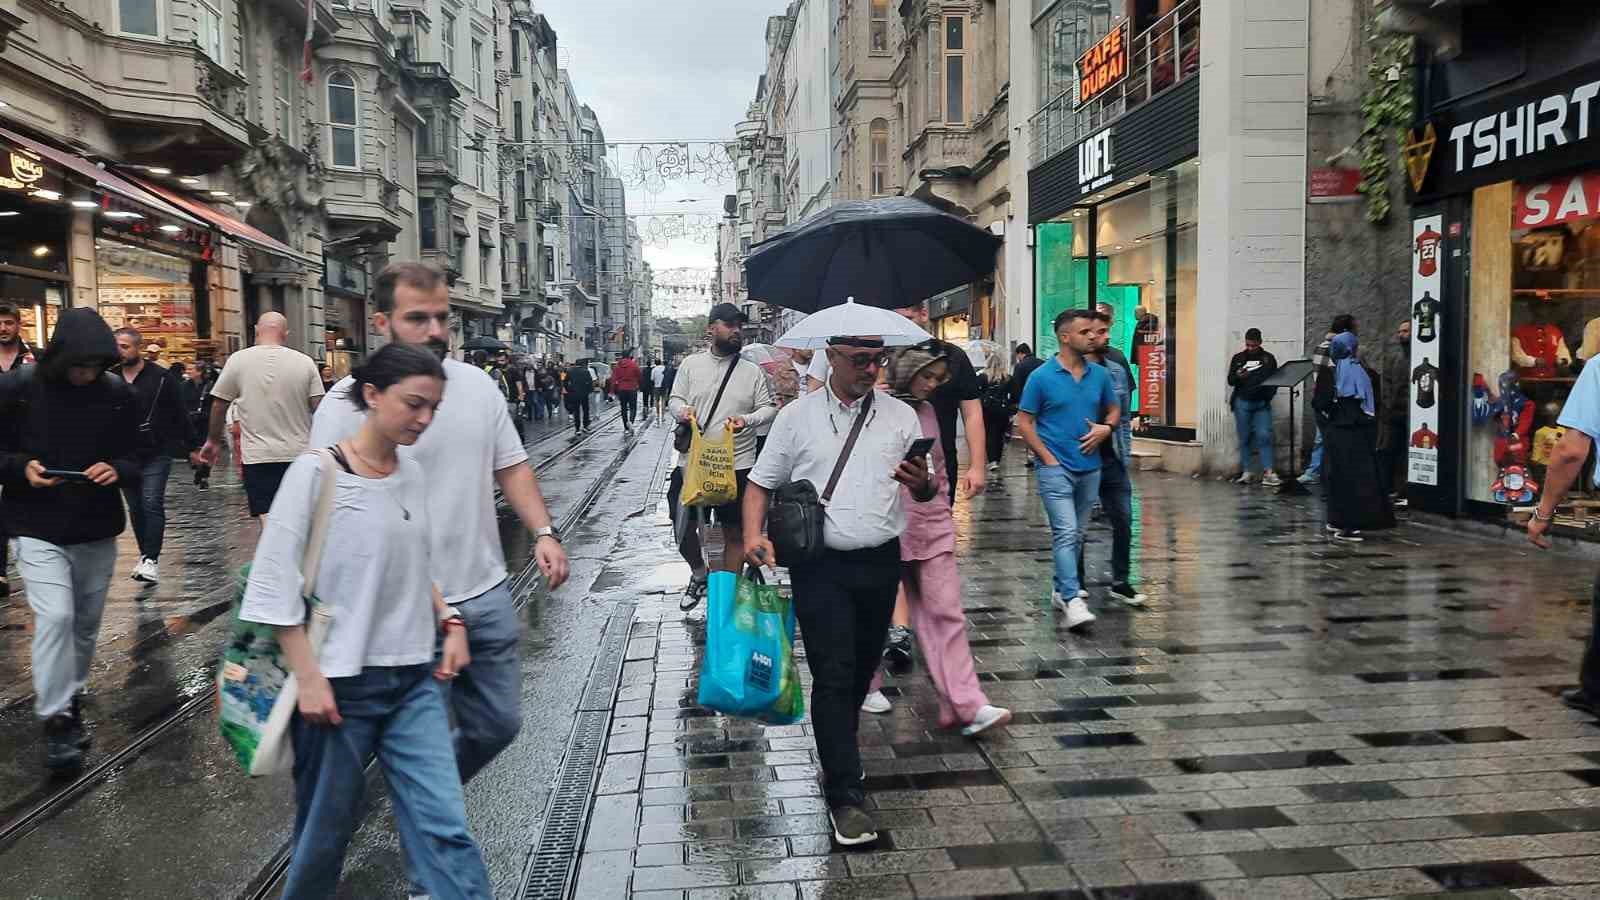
[1260,471,1282,487]
[960,705,1012,737]
[1050,589,1090,612]
[860,690,892,714]
[1062,597,1096,630]
[1234,472,1253,485]
[131,558,158,583]
[1109,583,1147,607]
[987,461,1000,472]
[130,558,147,582]
[1078,588,1089,600]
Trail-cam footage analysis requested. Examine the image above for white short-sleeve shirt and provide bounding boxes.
[310,358,529,604]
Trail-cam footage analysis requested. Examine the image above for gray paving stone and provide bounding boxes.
[741,855,850,883]
[1311,867,1444,898]
[1202,875,1336,900]
[1525,856,1600,884]
[906,867,1024,897]
[843,849,956,877]
[1126,854,1248,883]
[798,875,915,899]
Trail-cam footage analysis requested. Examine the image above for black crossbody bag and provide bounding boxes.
[769,391,873,566]
[674,357,740,453]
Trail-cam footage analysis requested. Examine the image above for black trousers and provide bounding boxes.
[617,389,638,426]
[789,539,901,809]
[982,406,1011,465]
[1585,575,1600,700]
[566,397,591,432]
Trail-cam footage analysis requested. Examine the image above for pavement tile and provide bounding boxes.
[1126,854,1247,883]
[906,867,1024,897]
[798,875,915,899]
[627,863,741,890]
[1312,867,1448,897]
[1202,875,1335,900]
[843,849,956,877]
[741,855,850,883]
[687,887,799,900]
[1524,855,1600,884]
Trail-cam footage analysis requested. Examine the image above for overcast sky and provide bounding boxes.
[533,0,778,292]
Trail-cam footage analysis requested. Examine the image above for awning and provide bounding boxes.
[129,176,319,268]
[0,125,208,229]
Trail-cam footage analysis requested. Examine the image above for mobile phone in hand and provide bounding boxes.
[904,437,936,460]
[40,468,92,481]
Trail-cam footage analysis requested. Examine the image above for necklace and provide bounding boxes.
[342,442,410,520]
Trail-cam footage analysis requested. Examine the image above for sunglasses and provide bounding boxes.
[837,350,892,370]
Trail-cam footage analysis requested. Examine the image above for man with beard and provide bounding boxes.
[113,327,195,584]
[0,308,140,770]
[0,303,35,597]
[309,262,569,894]
[668,303,776,608]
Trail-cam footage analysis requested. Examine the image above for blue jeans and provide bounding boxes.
[285,665,490,900]
[1306,427,1325,476]
[445,579,524,782]
[121,456,172,561]
[528,392,546,421]
[1232,397,1274,473]
[1036,465,1102,600]
[1078,459,1133,586]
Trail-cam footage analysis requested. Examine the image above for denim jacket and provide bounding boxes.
[1096,349,1134,469]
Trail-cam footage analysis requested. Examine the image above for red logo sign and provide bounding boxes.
[1077,21,1129,107]
[1515,173,1600,230]
[1308,168,1361,202]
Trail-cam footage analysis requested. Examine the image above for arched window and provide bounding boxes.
[870,119,890,197]
[328,71,360,170]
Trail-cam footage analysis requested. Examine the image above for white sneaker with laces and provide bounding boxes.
[130,558,147,582]
[1234,472,1253,485]
[961,705,1013,737]
[1062,597,1096,630]
[987,461,1000,472]
[860,690,892,714]
[132,558,158,583]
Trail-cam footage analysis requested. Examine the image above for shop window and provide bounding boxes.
[118,0,160,37]
[870,119,890,197]
[870,0,889,53]
[1467,174,1600,509]
[96,241,203,363]
[944,15,967,125]
[328,72,360,170]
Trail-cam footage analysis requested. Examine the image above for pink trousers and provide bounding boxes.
[871,552,990,729]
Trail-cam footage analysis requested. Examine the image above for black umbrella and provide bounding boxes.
[743,197,1002,313]
[461,335,509,352]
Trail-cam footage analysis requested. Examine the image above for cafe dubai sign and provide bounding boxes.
[1077,20,1130,107]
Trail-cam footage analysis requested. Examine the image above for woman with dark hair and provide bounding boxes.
[1312,331,1395,543]
[239,342,491,899]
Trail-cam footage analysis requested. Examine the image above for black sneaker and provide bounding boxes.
[1109,583,1148,607]
[829,804,879,846]
[44,714,84,772]
[882,625,915,674]
[69,695,91,749]
[1561,688,1600,717]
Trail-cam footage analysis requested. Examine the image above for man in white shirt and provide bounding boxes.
[308,264,570,883]
[650,359,667,416]
[195,312,324,521]
[668,304,778,605]
[743,333,935,848]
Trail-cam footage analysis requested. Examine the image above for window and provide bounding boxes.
[518,241,530,286]
[416,112,433,157]
[118,0,160,36]
[870,0,889,53]
[513,100,524,142]
[474,133,486,188]
[479,230,493,284]
[441,13,455,70]
[515,170,527,218]
[944,15,967,125]
[471,40,483,95]
[870,118,889,197]
[389,113,400,179]
[511,29,522,74]
[419,197,437,250]
[196,0,224,63]
[542,246,555,281]
[277,48,297,144]
[327,72,360,169]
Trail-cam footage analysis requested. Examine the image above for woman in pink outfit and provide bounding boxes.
[863,344,1010,737]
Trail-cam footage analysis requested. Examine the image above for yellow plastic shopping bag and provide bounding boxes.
[681,418,738,507]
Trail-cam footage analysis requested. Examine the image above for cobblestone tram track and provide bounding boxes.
[0,407,628,857]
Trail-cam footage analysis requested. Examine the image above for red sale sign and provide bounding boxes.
[1137,344,1165,423]
[1516,173,1600,229]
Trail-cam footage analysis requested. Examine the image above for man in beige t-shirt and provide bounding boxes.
[194,313,324,518]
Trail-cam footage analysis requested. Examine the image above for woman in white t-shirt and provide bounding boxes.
[240,343,489,900]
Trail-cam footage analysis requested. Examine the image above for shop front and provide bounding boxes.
[1406,28,1600,532]
[93,224,215,364]
[1029,73,1199,440]
[323,253,369,377]
[0,141,70,345]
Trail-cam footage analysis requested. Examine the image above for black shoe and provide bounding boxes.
[679,572,709,611]
[1561,688,1600,717]
[44,714,84,772]
[883,625,915,674]
[69,695,91,749]
[829,804,879,846]
[0,577,9,597]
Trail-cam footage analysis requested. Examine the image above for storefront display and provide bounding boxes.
[95,239,202,362]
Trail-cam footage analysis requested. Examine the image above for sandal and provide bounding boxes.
[679,572,709,611]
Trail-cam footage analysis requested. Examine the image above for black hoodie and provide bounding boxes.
[0,308,140,546]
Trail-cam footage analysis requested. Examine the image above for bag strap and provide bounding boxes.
[142,374,164,427]
[299,448,340,600]
[701,356,740,428]
[822,390,874,503]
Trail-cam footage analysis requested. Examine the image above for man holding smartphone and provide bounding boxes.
[0,308,141,771]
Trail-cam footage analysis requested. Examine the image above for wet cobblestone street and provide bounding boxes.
[575,436,1600,900]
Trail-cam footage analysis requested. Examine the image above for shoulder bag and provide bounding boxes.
[217,449,341,776]
[768,390,874,566]
[674,357,740,453]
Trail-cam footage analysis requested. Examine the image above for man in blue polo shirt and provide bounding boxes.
[1017,308,1121,631]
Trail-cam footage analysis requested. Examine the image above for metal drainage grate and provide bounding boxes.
[519,708,610,900]
[579,606,635,712]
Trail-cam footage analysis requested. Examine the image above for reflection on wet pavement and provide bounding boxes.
[576,452,1600,899]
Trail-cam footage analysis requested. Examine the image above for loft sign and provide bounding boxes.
[1078,129,1114,193]
[1448,78,1600,174]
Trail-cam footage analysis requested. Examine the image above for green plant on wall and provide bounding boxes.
[1358,34,1417,224]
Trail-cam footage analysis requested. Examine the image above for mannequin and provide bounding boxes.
[1512,321,1572,377]
[1492,370,1535,466]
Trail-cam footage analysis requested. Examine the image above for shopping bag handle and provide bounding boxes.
[742,564,767,584]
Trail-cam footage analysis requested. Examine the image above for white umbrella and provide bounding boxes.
[775,297,934,349]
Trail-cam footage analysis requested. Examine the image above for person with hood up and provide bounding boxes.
[0,308,141,770]
[1311,331,1395,542]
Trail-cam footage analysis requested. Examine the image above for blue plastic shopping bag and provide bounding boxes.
[696,568,803,724]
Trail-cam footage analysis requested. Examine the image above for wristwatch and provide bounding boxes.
[534,525,562,544]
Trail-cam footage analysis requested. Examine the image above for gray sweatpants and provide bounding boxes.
[15,537,118,719]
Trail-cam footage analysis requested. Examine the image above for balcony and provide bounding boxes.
[1029,0,1200,169]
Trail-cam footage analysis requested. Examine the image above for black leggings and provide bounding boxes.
[982,406,1011,464]
[617,389,638,426]
[566,397,591,432]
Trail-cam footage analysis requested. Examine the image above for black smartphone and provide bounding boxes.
[40,468,92,481]
[904,437,936,460]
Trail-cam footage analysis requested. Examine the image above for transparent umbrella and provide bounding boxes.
[965,339,1005,371]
